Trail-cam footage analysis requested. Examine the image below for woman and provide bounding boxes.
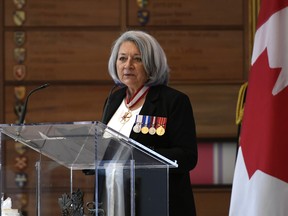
[102,30,198,216]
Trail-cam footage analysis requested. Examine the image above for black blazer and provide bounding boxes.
[102,85,198,216]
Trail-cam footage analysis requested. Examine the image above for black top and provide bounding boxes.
[102,85,198,216]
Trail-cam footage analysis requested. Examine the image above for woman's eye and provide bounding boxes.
[134,57,142,62]
[118,56,126,62]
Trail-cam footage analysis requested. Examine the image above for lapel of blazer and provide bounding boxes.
[102,87,126,124]
[139,86,159,115]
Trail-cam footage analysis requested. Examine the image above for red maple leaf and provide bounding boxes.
[240,48,288,183]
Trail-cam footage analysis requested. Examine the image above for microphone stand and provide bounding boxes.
[19,83,50,124]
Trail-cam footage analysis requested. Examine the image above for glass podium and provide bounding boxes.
[0,121,177,216]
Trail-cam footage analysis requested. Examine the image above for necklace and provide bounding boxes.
[119,85,149,124]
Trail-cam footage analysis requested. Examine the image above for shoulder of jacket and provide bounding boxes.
[150,85,187,98]
[110,86,126,99]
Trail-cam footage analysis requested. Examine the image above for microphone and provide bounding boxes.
[19,83,50,124]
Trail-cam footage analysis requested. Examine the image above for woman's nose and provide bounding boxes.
[124,58,133,68]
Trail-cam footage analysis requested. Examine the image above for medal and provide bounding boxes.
[156,126,165,136]
[133,124,141,133]
[156,117,167,136]
[133,115,142,133]
[141,115,150,134]
[149,127,156,135]
[141,127,149,134]
[120,110,132,123]
[149,116,156,135]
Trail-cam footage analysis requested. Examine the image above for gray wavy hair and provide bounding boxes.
[108,30,170,86]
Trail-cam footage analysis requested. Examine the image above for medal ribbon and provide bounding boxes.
[126,85,149,109]
[151,116,156,127]
[135,115,143,124]
[157,117,167,129]
[142,115,150,127]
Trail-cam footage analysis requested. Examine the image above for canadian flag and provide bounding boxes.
[229,0,288,215]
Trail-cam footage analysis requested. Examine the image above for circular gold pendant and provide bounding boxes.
[141,126,149,134]
[156,126,165,136]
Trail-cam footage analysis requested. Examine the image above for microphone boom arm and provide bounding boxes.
[19,83,50,124]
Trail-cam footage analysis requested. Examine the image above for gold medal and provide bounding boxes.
[141,126,149,134]
[156,117,167,136]
[141,115,150,134]
[156,126,165,136]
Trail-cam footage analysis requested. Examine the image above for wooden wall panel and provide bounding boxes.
[193,188,231,216]
[5,31,119,81]
[128,0,243,26]
[152,31,244,81]
[5,0,120,26]
[5,85,112,123]
[173,84,240,138]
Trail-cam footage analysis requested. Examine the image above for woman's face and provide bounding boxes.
[116,41,148,93]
